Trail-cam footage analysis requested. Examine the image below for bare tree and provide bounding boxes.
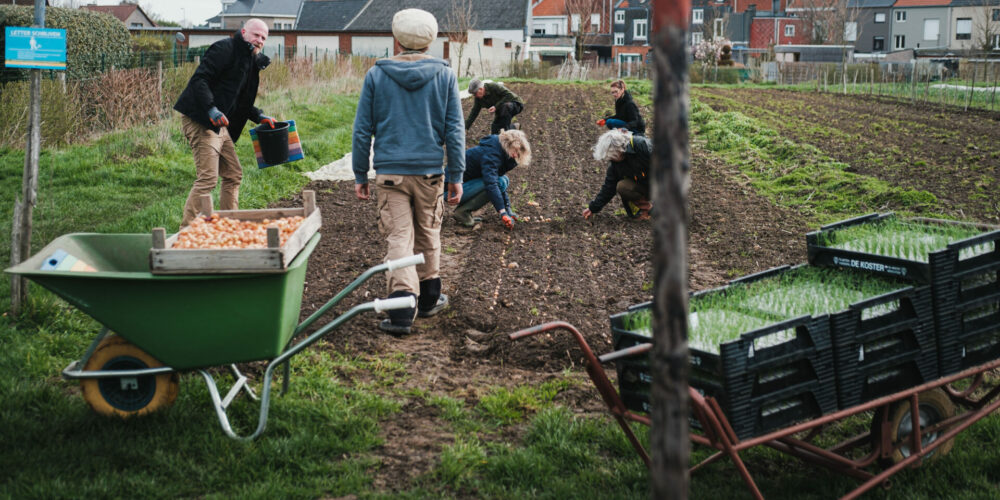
[445,0,478,78]
[564,0,605,62]
[972,2,1000,53]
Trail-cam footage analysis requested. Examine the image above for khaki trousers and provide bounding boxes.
[375,174,444,295]
[180,115,242,225]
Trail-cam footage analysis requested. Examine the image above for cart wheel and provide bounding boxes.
[80,334,179,418]
[875,388,956,465]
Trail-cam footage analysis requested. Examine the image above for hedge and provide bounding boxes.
[0,5,131,79]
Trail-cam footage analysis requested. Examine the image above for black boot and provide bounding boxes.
[378,290,417,335]
[417,278,448,318]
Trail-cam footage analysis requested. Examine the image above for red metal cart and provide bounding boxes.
[510,321,1000,500]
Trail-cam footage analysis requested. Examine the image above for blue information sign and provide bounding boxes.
[4,26,67,70]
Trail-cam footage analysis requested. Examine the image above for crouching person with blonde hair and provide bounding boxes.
[582,129,652,221]
[453,129,532,229]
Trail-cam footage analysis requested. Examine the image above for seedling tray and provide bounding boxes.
[612,299,836,440]
[150,191,321,274]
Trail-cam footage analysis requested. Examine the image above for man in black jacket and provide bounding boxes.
[466,79,524,135]
[174,18,276,226]
[582,129,652,221]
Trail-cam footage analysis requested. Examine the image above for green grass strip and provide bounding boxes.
[689,99,940,222]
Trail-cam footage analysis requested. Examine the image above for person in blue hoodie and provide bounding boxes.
[352,9,466,335]
[452,129,532,229]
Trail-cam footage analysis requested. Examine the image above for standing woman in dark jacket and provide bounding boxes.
[599,80,646,136]
[174,18,276,226]
[582,129,652,221]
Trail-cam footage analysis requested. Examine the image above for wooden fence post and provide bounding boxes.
[651,0,691,497]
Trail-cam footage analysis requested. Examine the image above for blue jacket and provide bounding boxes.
[464,135,518,212]
[352,56,465,184]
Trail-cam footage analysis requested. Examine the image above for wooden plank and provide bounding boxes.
[152,228,166,249]
[279,207,322,268]
[214,208,307,220]
[303,190,316,215]
[267,226,280,248]
[151,248,282,274]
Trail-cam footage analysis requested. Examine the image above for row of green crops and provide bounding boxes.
[817,218,995,262]
[620,266,904,354]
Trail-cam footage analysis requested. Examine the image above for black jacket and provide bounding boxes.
[609,90,646,135]
[173,31,268,142]
[588,135,652,213]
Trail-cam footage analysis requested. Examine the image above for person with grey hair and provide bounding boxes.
[353,8,465,335]
[466,78,524,134]
[582,129,652,221]
[174,18,276,227]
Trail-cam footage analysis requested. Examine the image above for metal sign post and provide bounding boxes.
[9,0,60,315]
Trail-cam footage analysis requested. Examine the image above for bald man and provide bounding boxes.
[174,18,277,226]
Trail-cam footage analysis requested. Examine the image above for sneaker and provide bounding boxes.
[418,294,448,318]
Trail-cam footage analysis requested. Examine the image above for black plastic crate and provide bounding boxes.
[611,300,836,440]
[828,286,939,409]
[806,213,1000,285]
[936,289,1000,376]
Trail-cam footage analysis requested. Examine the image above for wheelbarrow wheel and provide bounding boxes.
[872,388,956,465]
[80,334,179,418]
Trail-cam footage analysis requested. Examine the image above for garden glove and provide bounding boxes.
[596,119,606,126]
[259,115,277,129]
[504,206,520,221]
[499,210,515,230]
[208,107,229,127]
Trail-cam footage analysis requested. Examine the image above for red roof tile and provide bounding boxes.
[533,0,567,16]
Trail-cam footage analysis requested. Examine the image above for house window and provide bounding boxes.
[714,17,724,37]
[874,12,885,23]
[634,19,648,40]
[956,18,972,40]
[923,19,939,41]
[894,34,905,49]
[784,24,795,37]
[591,13,600,31]
[615,10,625,23]
[993,33,1000,49]
[130,22,143,28]
[484,38,493,47]
[896,11,906,22]
[693,9,704,24]
[845,22,857,42]
[692,32,704,45]
[873,36,885,51]
[615,32,625,45]
[572,14,581,32]
[534,27,546,35]
[993,9,1000,21]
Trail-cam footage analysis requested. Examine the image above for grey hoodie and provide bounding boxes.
[352,55,466,184]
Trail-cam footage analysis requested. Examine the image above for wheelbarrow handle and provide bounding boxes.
[385,254,425,271]
[373,296,417,312]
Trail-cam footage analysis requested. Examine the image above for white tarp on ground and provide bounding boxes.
[931,84,1000,93]
[304,81,498,182]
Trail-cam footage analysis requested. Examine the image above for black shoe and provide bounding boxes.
[379,318,412,335]
[418,294,448,318]
[378,291,416,335]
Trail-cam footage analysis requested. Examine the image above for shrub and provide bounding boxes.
[0,5,131,80]
[79,68,162,130]
[0,79,83,148]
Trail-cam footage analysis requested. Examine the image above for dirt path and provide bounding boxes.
[286,83,813,491]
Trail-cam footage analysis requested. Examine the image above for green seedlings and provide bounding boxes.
[819,218,994,262]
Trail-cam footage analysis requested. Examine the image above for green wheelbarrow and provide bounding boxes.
[5,232,421,440]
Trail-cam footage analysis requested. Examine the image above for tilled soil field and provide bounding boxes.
[692,87,1000,223]
[282,83,996,490]
[288,83,814,488]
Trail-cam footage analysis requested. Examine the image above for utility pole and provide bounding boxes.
[650,0,691,497]
[10,0,47,315]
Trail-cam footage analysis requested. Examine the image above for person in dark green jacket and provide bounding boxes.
[466,79,524,134]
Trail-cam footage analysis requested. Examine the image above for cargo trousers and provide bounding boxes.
[180,115,242,226]
[375,173,445,295]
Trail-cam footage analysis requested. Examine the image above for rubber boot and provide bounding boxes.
[453,191,490,227]
[620,194,639,219]
[378,290,417,335]
[417,278,448,318]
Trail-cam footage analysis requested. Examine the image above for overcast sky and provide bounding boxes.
[85,1,222,27]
